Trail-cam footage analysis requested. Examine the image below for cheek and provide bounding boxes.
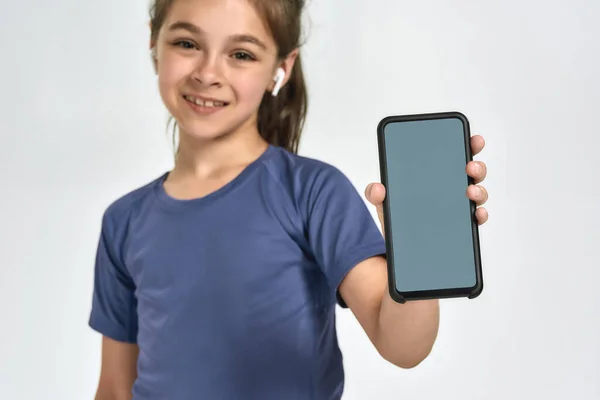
[231,73,269,105]
[158,56,192,96]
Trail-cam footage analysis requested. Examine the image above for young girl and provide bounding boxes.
[89,0,490,399]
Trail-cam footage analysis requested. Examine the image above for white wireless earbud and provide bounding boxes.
[272,67,285,96]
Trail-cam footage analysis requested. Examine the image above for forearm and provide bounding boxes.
[375,286,440,368]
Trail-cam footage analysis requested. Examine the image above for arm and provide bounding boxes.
[300,166,438,368]
[340,138,488,368]
[88,208,140,398]
[338,256,439,368]
[95,336,139,400]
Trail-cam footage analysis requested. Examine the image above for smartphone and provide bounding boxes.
[377,111,483,303]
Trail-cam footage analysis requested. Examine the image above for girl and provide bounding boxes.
[89,0,490,399]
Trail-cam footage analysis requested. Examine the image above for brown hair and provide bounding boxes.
[149,0,308,154]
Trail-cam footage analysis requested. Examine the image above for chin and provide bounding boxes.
[176,109,257,143]
[168,102,225,138]
[176,119,233,142]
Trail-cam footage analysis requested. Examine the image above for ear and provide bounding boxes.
[148,21,154,49]
[150,46,158,73]
[149,21,158,73]
[268,48,299,94]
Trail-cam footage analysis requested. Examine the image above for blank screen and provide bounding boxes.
[383,117,476,292]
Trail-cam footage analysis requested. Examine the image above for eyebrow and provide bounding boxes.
[167,21,268,50]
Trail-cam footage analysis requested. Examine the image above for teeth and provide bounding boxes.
[185,95,225,108]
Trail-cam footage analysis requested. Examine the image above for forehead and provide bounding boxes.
[163,0,273,43]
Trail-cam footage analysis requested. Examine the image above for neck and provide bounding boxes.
[171,125,269,180]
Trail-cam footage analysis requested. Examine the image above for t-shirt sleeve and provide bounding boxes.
[88,209,138,343]
[303,165,387,308]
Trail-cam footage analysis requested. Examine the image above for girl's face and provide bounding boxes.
[153,0,284,142]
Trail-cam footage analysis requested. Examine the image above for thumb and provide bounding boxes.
[365,182,386,206]
[365,182,386,229]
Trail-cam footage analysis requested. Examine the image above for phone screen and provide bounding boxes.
[378,113,482,300]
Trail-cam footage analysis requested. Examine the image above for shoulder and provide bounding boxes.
[264,146,356,202]
[101,173,166,234]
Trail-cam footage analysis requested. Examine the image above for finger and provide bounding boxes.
[467,184,488,206]
[466,161,487,184]
[475,207,488,225]
[471,135,485,156]
[365,183,386,228]
[365,182,386,206]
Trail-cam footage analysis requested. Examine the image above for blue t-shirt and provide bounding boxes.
[88,144,386,400]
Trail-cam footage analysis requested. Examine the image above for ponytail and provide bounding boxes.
[257,54,307,155]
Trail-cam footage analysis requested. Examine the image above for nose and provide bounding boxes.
[191,54,222,88]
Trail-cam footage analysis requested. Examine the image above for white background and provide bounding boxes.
[1,0,598,399]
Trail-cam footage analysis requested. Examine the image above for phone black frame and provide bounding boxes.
[377,111,483,303]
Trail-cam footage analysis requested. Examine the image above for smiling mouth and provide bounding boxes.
[183,95,229,108]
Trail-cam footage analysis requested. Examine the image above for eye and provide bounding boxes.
[232,51,256,61]
[173,40,197,50]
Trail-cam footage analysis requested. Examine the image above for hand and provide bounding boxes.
[366,134,489,233]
